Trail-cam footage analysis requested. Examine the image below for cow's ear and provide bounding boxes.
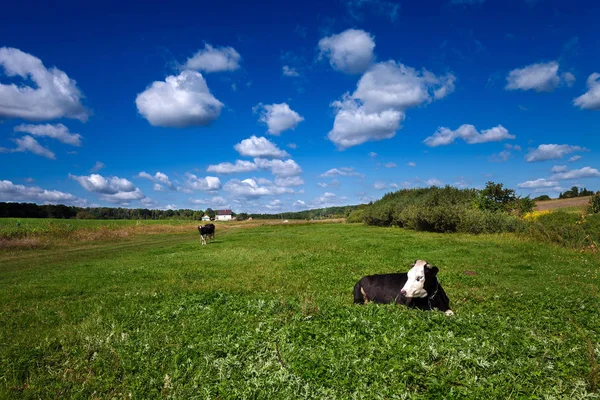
[427,265,439,276]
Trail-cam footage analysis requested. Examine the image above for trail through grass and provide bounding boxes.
[1,223,599,398]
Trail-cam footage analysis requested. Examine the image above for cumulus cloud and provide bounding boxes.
[427,178,444,186]
[90,161,106,172]
[517,178,560,189]
[328,61,456,149]
[101,188,145,204]
[318,29,375,74]
[207,160,259,174]
[184,173,221,191]
[234,136,289,158]
[505,61,574,92]
[10,136,56,159]
[275,176,304,187]
[320,167,364,178]
[189,196,229,208]
[384,162,397,168]
[254,158,302,177]
[182,44,241,72]
[551,166,600,180]
[312,192,347,207]
[424,124,515,147]
[136,70,223,128]
[525,144,587,162]
[69,173,136,194]
[0,47,89,121]
[573,73,600,110]
[282,66,300,77]
[317,179,340,188]
[14,123,82,146]
[223,178,293,198]
[0,180,82,204]
[137,171,175,190]
[255,103,304,135]
[407,162,416,167]
[373,181,387,190]
[569,155,582,162]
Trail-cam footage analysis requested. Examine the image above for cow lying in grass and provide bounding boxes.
[353,260,454,315]
[198,223,215,245]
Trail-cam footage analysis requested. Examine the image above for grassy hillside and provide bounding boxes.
[1,223,599,398]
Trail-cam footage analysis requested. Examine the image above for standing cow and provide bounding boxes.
[353,260,454,315]
[198,223,215,245]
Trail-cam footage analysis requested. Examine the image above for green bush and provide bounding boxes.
[588,191,600,214]
[345,209,365,223]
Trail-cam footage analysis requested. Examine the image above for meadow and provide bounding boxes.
[1,220,599,398]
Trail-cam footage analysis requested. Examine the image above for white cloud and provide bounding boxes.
[384,162,397,168]
[407,162,416,167]
[14,123,82,146]
[318,29,375,74]
[525,144,587,162]
[12,136,55,159]
[488,150,512,162]
[551,165,568,173]
[207,160,259,174]
[328,61,456,149]
[266,199,283,210]
[317,179,340,188]
[275,176,304,187]
[368,152,377,157]
[153,183,166,192]
[287,143,297,149]
[328,99,403,149]
[0,47,89,121]
[320,167,364,178]
[312,192,347,207]
[0,180,82,204]
[137,171,175,190]
[573,73,600,110]
[505,61,574,92]
[517,178,560,189]
[223,178,293,198]
[182,44,241,73]
[69,173,136,194]
[282,66,300,77]
[255,103,304,135]
[255,158,302,177]
[551,166,600,180]
[427,178,444,186]
[569,155,582,162]
[90,161,105,172]
[293,200,307,208]
[373,181,387,190]
[189,196,229,208]
[101,188,145,204]
[234,136,289,158]
[424,124,515,147]
[136,70,223,128]
[184,173,221,191]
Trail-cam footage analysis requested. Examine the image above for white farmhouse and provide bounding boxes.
[215,209,233,221]
[201,214,211,221]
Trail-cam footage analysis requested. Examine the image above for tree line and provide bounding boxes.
[0,202,222,220]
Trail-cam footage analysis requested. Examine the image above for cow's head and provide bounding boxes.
[400,260,439,298]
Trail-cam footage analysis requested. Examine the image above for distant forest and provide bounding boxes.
[0,202,363,221]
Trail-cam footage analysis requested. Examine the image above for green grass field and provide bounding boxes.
[1,222,599,398]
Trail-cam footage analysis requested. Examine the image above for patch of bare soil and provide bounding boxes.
[534,197,590,211]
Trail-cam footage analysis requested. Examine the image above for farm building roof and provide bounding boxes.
[216,209,232,215]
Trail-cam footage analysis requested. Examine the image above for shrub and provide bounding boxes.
[588,191,600,214]
[346,209,365,223]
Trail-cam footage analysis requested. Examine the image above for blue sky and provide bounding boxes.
[1,0,599,213]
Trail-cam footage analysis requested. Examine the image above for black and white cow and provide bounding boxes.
[198,223,215,245]
[353,260,454,315]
